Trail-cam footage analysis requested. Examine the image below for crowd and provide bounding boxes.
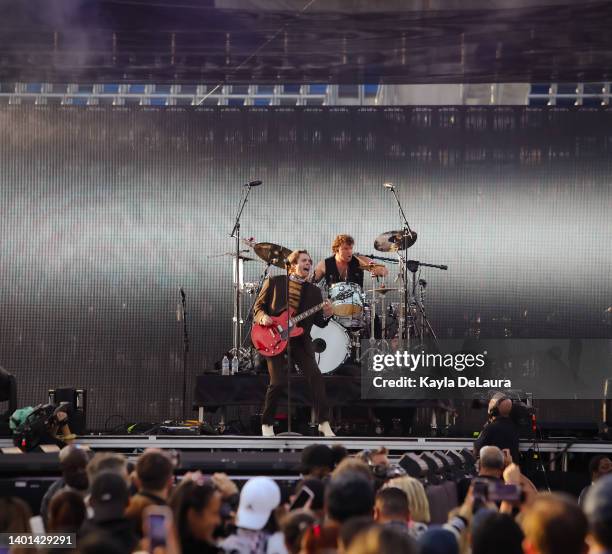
[1,444,611,554]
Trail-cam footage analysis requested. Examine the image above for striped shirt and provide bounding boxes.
[288,278,303,311]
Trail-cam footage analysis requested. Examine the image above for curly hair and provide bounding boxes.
[331,234,354,253]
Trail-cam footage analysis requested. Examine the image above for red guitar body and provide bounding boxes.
[251,309,305,357]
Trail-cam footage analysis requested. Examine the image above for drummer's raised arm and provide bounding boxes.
[313,259,326,282]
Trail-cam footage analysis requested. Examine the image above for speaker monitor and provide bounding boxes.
[398,452,429,480]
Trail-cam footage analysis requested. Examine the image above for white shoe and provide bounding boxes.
[261,424,275,437]
[318,421,336,437]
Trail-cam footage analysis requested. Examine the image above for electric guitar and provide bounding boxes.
[251,291,351,357]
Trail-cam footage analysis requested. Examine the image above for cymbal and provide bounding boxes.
[372,287,398,294]
[354,254,386,271]
[253,242,293,269]
[374,230,417,252]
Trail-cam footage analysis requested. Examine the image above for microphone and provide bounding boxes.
[244,180,262,187]
[179,287,186,301]
[383,182,394,190]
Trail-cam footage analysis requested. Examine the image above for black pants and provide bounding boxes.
[261,336,330,426]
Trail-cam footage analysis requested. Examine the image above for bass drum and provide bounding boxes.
[311,320,351,374]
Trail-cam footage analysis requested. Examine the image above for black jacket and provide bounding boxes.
[253,275,328,337]
[474,416,521,464]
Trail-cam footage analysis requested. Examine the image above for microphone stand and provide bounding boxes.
[229,182,256,361]
[278,261,301,436]
[179,288,189,421]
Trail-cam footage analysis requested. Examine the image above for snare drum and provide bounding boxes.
[311,320,351,374]
[329,282,364,328]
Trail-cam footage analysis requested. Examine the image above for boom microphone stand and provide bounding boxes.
[229,180,261,360]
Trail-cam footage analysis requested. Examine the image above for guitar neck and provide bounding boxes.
[292,301,326,324]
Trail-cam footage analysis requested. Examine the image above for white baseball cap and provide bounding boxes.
[236,477,281,530]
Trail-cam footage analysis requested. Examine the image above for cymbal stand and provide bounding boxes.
[360,276,387,363]
[406,259,447,351]
[229,182,257,360]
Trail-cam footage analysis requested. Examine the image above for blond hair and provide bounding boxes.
[384,476,430,523]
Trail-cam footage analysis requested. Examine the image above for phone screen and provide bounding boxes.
[488,483,521,502]
[290,486,314,511]
[147,513,167,550]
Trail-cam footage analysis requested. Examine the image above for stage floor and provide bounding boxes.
[2,435,612,454]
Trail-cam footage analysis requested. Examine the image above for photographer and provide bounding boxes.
[11,402,75,451]
[474,394,520,466]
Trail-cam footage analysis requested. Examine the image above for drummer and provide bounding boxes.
[314,234,388,287]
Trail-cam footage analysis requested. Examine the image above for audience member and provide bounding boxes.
[48,490,87,532]
[583,474,612,554]
[356,446,389,467]
[457,445,505,503]
[384,476,430,537]
[338,516,377,553]
[346,524,417,554]
[471,511,523,554]
[79,472,138,554]
[169,477,222,554]
[125,449,174,535]
[86,452,129,486]
[418,528,459,554]
[326,472,375,525]
[220,476,281,554]
[374,487,410,533]
[76,531,126,554]
[578,455,612,506]
[331,457,373,482]
[521,493,588,554]
[40,444,90,524]
[301,523,341,554]
[331,445,349,467]
[0,496,32,532]
[292,478,325,519]
[300,444,335,480]
[280,509,316,554]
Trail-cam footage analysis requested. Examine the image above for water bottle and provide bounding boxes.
[231,356,239,375]
[221,355,230,376]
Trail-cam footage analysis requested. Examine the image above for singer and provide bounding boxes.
[253,249,335,437]
[314,234,388,287]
